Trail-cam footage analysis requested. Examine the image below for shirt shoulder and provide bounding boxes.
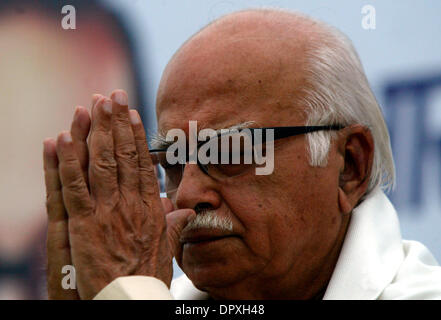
[379,240,441,299]
[93,276,173,300]
[170,274,209,299]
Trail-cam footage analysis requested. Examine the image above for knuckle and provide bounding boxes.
[89,131,111,153]
[139,166,156,179]
[59,161,84,189]
[45,192,63,212]
[64,190,94,214]
[92,127,110,139]
[62,156,78,167]
[91,154,118,173]
[113,110,129,123]
[90,131,111,152]
[62,174,85,194]
[113,117,131,133]
[141,182,158,198]
[132,122,143,132]
[116,143,138,164]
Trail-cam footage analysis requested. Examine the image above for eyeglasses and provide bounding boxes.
[150,125,343,197]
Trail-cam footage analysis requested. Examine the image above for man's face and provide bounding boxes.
[156,24,345,299]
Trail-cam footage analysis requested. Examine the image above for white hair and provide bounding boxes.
[296,15,396,195]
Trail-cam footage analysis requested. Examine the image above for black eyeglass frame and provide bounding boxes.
[149,125,344,182]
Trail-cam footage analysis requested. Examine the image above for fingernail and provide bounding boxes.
[44,138,57,157]
[103,99,112,114]
[129,110,141,125]
[92,94,101,106]
[74,106,83,120]
[43,138,52,152]
[113,90,128,106]
[92,94,102,113]
[61,132,72,143]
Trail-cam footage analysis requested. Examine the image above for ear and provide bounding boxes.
[337,125,374,214]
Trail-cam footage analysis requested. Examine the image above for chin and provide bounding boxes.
[177,237,257,290]
[180,255,250,291]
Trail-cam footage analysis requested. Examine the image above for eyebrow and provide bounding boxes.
[149,121,257,150]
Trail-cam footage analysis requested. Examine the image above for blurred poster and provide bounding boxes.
[0,0,148,299]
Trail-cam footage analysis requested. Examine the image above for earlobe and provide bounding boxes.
[336,125,374,214]
[338,187,352,214]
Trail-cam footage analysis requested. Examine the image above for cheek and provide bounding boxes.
[275,165,342,265]
[220,180,305,278]
[220,183,275,262]
[219,163,311,263]
[236,158,341,269]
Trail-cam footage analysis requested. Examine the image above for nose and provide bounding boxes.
[173,163,222,210]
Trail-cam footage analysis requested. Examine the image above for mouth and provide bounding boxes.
[180,229,237,245]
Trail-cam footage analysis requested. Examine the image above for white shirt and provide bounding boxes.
[94,189,441,300]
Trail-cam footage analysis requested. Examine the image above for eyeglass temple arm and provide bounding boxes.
[250,125,344,141]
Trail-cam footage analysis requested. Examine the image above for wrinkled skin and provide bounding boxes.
[44,92,194,299]
[44,10,373,300]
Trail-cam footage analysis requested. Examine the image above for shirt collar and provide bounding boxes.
[323,188,405,299]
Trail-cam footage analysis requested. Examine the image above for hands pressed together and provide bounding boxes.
[43,90,195,299]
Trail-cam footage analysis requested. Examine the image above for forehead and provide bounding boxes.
[156,27,309,134]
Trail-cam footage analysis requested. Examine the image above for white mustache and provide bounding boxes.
[183,210,233,232]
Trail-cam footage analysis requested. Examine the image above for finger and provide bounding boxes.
[91,93,102,114]
[88,94,103,146]
[88,97,118,201]
[43,139,79,299]
[56,131,93,217]
[129,109,161,201]
[166,209,196,257]
[161,197,174,215]
[44,138,67,223]
[111,90,139,192]
[71,106,91,183]
[46,220,80,300]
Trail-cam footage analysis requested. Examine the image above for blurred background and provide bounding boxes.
[0,0,439,299]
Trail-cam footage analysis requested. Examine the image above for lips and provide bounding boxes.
[180,228,236,244]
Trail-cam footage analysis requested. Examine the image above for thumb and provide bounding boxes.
[161,197,174,214]
[166,209,196,256]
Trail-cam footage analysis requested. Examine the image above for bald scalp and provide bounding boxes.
[181,9,325,57]
[156,9,326,119]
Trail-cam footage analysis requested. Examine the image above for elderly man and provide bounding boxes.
[43,9,441,300]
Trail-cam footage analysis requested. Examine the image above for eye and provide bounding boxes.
[165,165,183,179]
[161,161,178,170]
[215,163,250,176]
[152,149,185,169]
